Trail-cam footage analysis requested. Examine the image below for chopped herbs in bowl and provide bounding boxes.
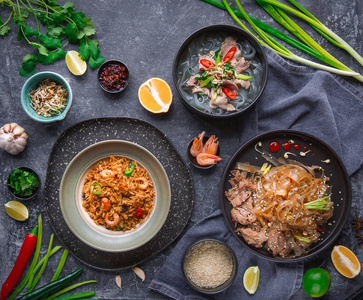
[8,167,40,200]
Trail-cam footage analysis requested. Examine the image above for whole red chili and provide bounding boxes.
[135,208,143,219]
[0,226,38,300]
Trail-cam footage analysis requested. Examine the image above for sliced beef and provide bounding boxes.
[209,93,235,111]
[238,227,268,248]
[234,79,251,90]
[187,75,198,87]
[198,54,215,72]
[267,229,291,257]
[187,75,212,96]
[226,172,255,207]
[231,198,256,225]
[235,57,251,74]
[222,80,239,95]
[220,37,242,65]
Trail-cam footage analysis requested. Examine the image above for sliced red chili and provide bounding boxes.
[317,227,322,232]
[223,47,237,63]
[222,87,236,99]
[135,208,143,219]
[200,59,215,69]
[290,178,293,183]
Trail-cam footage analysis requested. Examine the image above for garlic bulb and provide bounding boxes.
[0,123,28,155]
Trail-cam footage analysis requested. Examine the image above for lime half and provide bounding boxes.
[4,201,29,221]
[243,266,260,294]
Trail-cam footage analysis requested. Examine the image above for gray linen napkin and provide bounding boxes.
[149,48,363,299]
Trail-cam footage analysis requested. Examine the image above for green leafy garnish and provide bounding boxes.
[215,54,221,66]
[1,0,104,76]
[8,168,40,197]
[235,72,254,80]
[304,194,332,210]
[294,235,310,243]
[200,76,213,88]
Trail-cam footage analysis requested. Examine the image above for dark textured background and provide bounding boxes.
[0,0,362,299]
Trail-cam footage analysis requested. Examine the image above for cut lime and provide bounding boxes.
[303,268,331,297]
[4,201,29,221]
[66,50,87,76]
[243,266,260,294]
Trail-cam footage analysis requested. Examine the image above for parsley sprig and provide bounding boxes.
[0,0,104,76]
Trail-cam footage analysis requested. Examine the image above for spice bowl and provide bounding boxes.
[182,239,238,294]
[97,60,130,93]
[187,135,221,169]
[7,167,41,201]
[21,71,72,123]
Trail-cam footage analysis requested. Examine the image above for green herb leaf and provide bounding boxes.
[0,16,11,36]
[39,33,62,49]
[38,48,66,65]
[8,168,39,197]
[88,55,105,69]
[47,26,65,38]
[200,76,213,88]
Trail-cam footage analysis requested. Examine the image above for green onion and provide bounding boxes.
[8,215,43,300]
[51,292,96,299]
[200,76,213,87]
[304,194,332,210]
[215,54,221,66]
[294,235,310,243]
[221,0,360,79]
[234,71,254,80]
[51,249,69,282]
[46,281,97,300]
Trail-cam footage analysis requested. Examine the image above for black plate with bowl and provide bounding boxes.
[8,167,40,201]
[187,135,221,169]
[220,130,351,262]
[173,24,268,119]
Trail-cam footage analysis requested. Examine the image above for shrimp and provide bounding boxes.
[135,177,149,190]
[202,135,219,155]
[101,198,111,212]
[101,169,113,178]
[105,212,120,227]
[190,131,205,157]
[196,153,222,166]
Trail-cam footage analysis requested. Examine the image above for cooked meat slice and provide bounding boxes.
[226,172,255,207]
[267,229,291,257]
[198,54,215,72]
[238,227,268,248]
[234,79,251,90]
[235,57,251,74]
[209,93,235,111]
[231,201,256,225]
[187,75,199,87]
[219,37,242,65]
[222,80,239,95]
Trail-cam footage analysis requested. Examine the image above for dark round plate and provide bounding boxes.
[173,24,268,119]
[220,130,351,262]
[44,118,194,270]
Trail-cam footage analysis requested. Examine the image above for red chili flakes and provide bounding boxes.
[99,63,128,91]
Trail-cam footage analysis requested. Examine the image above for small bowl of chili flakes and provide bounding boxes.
[98,60,130,93]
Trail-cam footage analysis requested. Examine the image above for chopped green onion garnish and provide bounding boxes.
[294,235,310,243]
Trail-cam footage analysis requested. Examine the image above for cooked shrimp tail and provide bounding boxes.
[202,135,219,155]
[190,131,205,157]
[196,153,222,166]
[105,212,120,227]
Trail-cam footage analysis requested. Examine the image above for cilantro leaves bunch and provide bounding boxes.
[0,0,104,76]
[8,168,40,197]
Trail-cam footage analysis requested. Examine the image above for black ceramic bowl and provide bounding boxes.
[7,167,40,201]
[182,239,238,294]
[221,130,351,262]
[97,60,130,93]
[187,135,221,169]
[173,24,268,119]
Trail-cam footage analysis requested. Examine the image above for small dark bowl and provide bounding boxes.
[173,24,268,119]
[97,60,130,93]
[182,239,238,294]
[187,135,221,169]
[7,167,40,201]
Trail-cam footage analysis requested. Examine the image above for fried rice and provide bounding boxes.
[82,156,155,231]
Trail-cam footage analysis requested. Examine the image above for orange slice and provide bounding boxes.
[138,78,172,113]
[331,245,361,278]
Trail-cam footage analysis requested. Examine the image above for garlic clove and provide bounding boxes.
[2,124,11,133]
[12,124,25,136]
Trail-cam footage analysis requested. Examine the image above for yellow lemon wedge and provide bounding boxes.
[66,50,87,76]
[138,77,173,113]
[4,201,29,221]
[243,266,260,294]
[331,245,361,278]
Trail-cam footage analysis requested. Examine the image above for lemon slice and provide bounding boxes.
[4,201,29,221]
[66,50,87,76]
[243,266,260,294]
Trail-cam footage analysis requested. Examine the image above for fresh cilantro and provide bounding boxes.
[202,71,207,76]
[1,0,104,76]
[213,48,221,60]
[198,92,204,96]
[8,168,40,198]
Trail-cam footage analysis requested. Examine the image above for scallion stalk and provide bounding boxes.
[294,235,310,243]
[45,281,97,300]
[304,194,332,210]
[51,249,69,282]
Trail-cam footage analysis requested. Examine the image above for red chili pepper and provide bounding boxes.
[290,177,293,183]
[317,227,322,232]
[135,208,143,219]
[0,226,38,300]
[200,59,215,69]
[222,87,236,99]
[223,47,237,63]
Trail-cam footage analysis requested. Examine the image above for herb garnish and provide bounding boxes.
[0,0,104,76]
[8,168,40,197]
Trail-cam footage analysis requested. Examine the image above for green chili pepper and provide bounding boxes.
[90,182,102,195]
[124,162,135,177]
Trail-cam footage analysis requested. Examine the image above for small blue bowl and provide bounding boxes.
[21,72,72,123]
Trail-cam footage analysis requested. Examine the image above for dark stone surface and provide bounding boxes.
[0,1,362,299]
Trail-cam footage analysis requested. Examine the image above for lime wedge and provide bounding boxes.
[4,201,29,221]
[243,266,260,294]
[66,50,87,76]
